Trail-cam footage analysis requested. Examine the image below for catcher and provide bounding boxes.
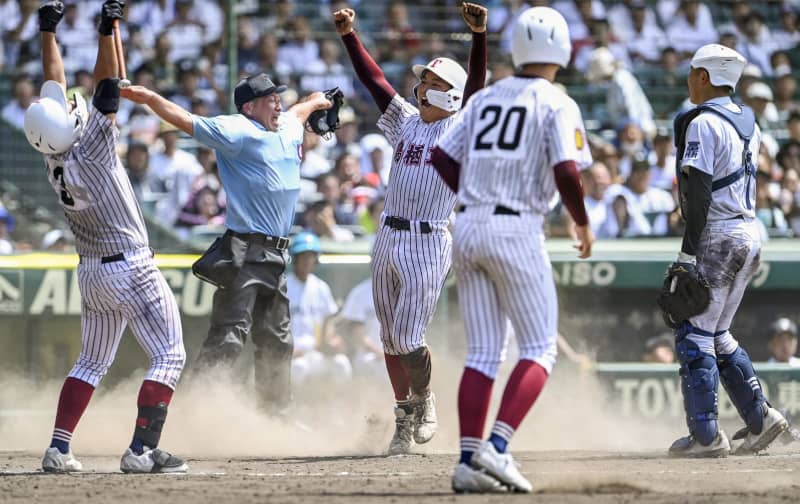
[659,43,788,457]
[120,75,335,413]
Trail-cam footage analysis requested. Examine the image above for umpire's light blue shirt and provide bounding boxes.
[191,112,303,237]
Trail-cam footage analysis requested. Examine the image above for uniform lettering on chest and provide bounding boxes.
[394,142,431,167]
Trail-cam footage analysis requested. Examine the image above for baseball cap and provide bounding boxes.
[586,47,617,82]
[690,44,747,89]
[746,81,774,101]
[412,58,467,92]
[234,73,287,112]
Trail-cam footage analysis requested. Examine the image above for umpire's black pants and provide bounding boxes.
[195,230,293,413]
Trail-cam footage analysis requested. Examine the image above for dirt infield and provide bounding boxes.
[2,449,800,503]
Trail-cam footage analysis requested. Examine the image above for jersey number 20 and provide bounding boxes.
[474,105,527,151]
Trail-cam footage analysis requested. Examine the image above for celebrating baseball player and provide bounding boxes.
[432,7,593,493]
[333,2,488,455]
[25,1,187,473]
[658,44,788,457]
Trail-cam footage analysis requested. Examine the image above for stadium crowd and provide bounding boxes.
[0,0,799,254]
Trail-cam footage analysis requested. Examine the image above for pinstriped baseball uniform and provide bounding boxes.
[436,76,592,377]
[372,95,456,354]
[44,108,185,389]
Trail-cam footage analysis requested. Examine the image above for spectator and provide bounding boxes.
[300,129,333,180]
[736,12,775,77]
[333,152,364,194]
[773,5,800,51]
[384,1,421,54]
[581,161,619,239]
[175,186,225,237]
[125,141,165,209]
[755,161,790,235]
[586,47,656,138]
[0,204,15,254]
[240,33,290,84]
[277,17,319,76]
[649,128,676,191]
[168,60,202,111]
[359,195,385,236]
[610,155,675,237]
[150,32,177,91]
[666,0,717,59]
[788,111,800,143]
[303,200,355,242]
[41,229,74,252]
[128,0,174,48]
[287,232,353,385]
[573,18,630,75]
[621,0,667,66]
[779,166,800,235]
[359,133,392,184]
[608,0,658,44]
[743,82,781,132]
[774,68,799,119]
[191,145,222,194]
[338,276,386,379]
[3,0,38,70]
[552,0,605,43]
[327,107,361,161]
[57,1,95,74]
[642,334,676,363]
[767,318,800,366]
[1,74,35,130]
[299,39,355,97]
[317,172,357,225]
[650,46,686,88]
[150,122,204,226]
[616,121,651,180]
[165,0,206,63]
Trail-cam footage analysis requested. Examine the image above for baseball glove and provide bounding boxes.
[306,87,345,139]
[657,262,711,328]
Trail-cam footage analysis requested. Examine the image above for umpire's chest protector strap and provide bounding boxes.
[673,103,757,212]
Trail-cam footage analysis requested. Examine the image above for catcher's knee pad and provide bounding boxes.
[717,346,767,434]
[676,336,719,446]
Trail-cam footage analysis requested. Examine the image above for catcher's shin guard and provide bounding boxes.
[676,334,719,446]
[717,346,767,435]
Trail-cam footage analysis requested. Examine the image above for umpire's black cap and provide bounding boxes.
[234,73,287,112]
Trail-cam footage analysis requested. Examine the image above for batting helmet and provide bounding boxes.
[412,58,467,113]
[24,80,88,155]
[690,44,747,90]
[511,7,572,69]
[289,232,321,256]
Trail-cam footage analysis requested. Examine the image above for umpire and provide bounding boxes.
[121,74,333,412]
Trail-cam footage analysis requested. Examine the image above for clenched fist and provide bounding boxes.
[333,8,355,36]
[461,2,488,33]
[98,0,125,36]
[39,1,65,33]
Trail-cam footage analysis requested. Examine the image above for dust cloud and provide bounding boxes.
[0,351,678,459]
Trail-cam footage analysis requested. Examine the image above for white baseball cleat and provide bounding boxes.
[452,463,507,494]
[387,407,415,455]
[412,392,438,444]
[733,407,790,455]
[471,441,532,493]
[42,447,83,473]
[120,447,188,473]
[668,431,730,458]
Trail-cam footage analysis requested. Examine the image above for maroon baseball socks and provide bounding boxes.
[50,377,95,454]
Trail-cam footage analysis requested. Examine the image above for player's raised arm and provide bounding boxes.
[39,1,67,87]
[334,8,396,112]
[461,2,488,105]
[90,0,125,121]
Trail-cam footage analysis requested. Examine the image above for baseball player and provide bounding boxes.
[664,44,788,457]
[25,1,187,473]
[334,3,488,455]
[432,7,593,493]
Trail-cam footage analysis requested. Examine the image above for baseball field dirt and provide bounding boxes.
[2,361,799,503]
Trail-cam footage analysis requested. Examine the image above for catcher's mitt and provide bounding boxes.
[307,87,344,139]
[657,262,711,328]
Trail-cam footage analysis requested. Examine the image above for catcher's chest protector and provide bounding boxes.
[673,103,757,215]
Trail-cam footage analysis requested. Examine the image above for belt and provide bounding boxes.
[101,252,125,264]
[227,230,289,250]
[383,216,432,233]
[456,205,520,216]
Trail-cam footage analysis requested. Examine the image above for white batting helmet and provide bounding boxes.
[511,7,572,68]
[412,57,468,113]
[690,44,747,90]
[24,80,88,155]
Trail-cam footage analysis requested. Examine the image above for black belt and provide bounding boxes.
[383,216,432,233]
[101,252,125,264]
[456,205,520,216]
[227,230,289,250]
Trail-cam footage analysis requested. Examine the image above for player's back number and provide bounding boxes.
[474,105,527,152]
